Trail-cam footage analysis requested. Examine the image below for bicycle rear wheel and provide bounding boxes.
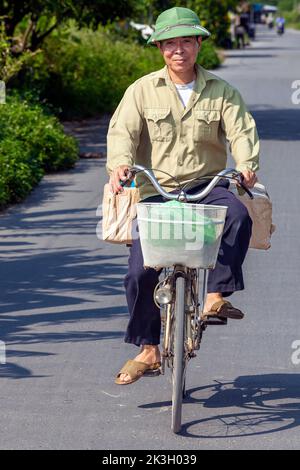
[171,275,185,434]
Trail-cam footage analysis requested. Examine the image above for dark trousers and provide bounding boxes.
[124,180,252,346]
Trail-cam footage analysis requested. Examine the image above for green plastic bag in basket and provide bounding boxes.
[147,200,217,247]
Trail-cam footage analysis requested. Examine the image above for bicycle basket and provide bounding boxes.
[136,201,227,269]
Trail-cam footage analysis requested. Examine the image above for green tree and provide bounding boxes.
[0,0,137,54]
[0,18,37,82]
[177,0,239,46]
[137,0,176,22]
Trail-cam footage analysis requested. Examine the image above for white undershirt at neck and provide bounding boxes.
[174,80,195,108]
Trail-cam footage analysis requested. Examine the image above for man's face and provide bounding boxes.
[156,36,202,74]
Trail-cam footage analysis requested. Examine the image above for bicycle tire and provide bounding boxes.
[171,275,185,434]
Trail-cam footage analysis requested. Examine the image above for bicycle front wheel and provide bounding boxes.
[171,275,185,434]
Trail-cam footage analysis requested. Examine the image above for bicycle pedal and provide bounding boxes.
[203,316,228,326]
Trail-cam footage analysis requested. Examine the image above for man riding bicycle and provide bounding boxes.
[106,7,259,385]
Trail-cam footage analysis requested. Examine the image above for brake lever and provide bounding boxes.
[235,173,254,200]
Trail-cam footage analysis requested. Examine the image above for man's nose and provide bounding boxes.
[174,42,184,53]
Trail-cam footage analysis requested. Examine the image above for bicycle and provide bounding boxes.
[120,165,253,434]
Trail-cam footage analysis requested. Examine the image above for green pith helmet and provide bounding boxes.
[147,7,211,44]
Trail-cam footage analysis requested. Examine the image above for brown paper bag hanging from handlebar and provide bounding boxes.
[230,181,276,250]
[102,183,140,244]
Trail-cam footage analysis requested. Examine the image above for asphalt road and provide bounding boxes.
[1,25,300,450]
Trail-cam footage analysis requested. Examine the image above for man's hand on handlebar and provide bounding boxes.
[109,165,132,194]
[239,169,257,189]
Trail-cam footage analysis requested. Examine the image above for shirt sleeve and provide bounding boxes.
[106,83,143,175]
[221,84,260,173]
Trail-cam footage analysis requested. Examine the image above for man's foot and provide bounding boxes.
[202,293,244,320]
[203,293,224,314]
[202,300,244,320]
[116,345,161,384]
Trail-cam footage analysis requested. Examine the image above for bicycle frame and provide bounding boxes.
[157,263,225,356]
[119,165,252,433]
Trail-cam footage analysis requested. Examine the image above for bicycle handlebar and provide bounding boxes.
[120,165,253,202]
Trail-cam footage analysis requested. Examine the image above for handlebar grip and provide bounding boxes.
[237,174,254,199]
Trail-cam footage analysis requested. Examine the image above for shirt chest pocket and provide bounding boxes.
[194,109,221,142]
[144,108,173,142]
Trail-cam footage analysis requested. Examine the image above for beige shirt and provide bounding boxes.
[106,64,259,200]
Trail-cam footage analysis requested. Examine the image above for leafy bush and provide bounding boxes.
[25,26,220,119]
[277,0,295,11]
[197,39,221,69]
[0,95,78,207]
[284,9,300,29]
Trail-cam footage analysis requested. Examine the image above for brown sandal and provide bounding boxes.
[115,359,161,385]
[202,300,244,321]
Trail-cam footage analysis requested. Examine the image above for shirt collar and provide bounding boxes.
[151,64,217,90]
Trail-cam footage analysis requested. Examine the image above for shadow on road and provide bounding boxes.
[251,109,300,140]
[256,34,279,41]
[0,157,128,379]
[140,374,300,439]
[63,115,110,154]
[0,159,106,217]
[0,249,127,311]
[246,46,300,51]
[0,247,127,357]
[0,207,101,238]
[225,53,276,59]
[0,362,48,380]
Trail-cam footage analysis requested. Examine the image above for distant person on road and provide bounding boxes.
[106,7,260,385]
[276,15,285,35]
[235,16,246,49]
[228,10,237,48]
[239,11,251,45]
[266,13,274,29]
